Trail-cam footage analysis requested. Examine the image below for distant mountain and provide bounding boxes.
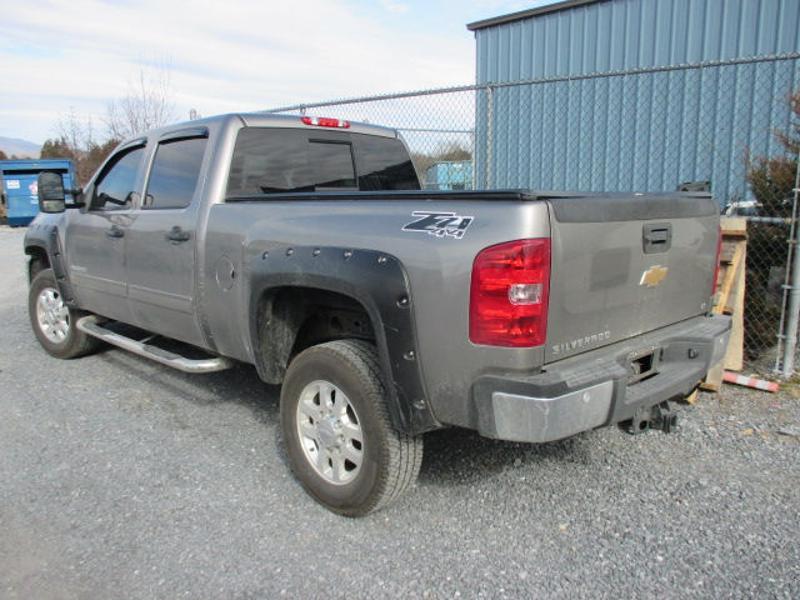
[0,137,40,159]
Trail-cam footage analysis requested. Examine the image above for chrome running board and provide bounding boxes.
[76,315,233,374]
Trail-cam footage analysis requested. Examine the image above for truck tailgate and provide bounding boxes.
[544,193,719,363]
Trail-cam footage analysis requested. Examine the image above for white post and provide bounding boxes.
[781,160,800,377]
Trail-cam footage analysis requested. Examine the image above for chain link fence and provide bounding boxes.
[264,54,800,372]
[264,86,480,190]
[745,216,794,371]
[744,174,800,374]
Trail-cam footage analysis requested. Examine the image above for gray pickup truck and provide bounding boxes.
[24,113,730,516]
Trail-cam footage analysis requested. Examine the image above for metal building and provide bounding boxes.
[468,0,800,203]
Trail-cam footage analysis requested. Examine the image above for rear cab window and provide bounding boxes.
[226,128,419,197]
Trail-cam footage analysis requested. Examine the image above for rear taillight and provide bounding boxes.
[712,225,722,295]
[301,116,350,128]
[470,238,551,347]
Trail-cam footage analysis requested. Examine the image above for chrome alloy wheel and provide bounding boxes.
[296,380,364,485]
[36,286,70,344]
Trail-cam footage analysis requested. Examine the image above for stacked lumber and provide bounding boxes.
[700,217,747,392]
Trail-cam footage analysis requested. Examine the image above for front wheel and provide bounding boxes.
[280,340,423,516]
[28,268,100,359]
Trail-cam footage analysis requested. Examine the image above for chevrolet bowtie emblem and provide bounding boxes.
[640,265,668,288]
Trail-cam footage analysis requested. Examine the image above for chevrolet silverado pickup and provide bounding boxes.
[24,113,730,516]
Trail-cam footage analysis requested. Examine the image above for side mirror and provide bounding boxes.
[38,171,66,213]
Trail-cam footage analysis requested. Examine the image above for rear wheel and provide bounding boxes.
[280,340,423,516]
[28,269,100,359]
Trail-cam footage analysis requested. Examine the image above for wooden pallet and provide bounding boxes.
[700,217,747,392]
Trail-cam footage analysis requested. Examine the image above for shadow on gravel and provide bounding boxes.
[96,350,291,463]
[418,426,594,486]
[94,347,595,485]
[97,350,280,415]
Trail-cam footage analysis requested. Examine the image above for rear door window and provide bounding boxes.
[144,137,207,209]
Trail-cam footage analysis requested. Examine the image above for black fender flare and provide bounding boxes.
[23,222,77,306]
[247,245,439,435]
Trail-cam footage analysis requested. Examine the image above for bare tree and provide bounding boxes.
[42,108,120,184]
[106,66,176,139]
[40,66,176,184]
[56,108,94,156]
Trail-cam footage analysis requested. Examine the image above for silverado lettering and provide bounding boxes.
[551,331,612,355]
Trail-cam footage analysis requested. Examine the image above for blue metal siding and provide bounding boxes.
[477,0,800,83]
[485,58,799,198]
[474,0,800,202]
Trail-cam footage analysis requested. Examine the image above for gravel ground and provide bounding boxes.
[1,224,799,599]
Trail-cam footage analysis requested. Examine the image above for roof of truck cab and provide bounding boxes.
[137,113,399,142]
[241,113,398,138]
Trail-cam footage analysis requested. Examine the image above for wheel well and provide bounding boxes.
[255,286,376,384]
[25,246,50,282]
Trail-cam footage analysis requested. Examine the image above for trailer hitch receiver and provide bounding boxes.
[624,401,678,435]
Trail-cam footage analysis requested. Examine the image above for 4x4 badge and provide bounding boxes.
[402,211,474,239]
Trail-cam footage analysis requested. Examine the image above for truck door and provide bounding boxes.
[124,131,208,347]
[65,142,147,324]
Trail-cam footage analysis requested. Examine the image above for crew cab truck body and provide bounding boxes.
[25,113,730,515]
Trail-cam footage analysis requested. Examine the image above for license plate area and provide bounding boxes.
[627,346,660,385]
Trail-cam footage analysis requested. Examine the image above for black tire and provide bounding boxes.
[28,268,100,359]
[280,339,423,517]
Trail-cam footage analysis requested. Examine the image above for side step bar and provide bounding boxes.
[76,315,233,374]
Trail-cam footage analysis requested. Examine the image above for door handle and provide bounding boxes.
[165,226,191,243]
[105,225,125,239]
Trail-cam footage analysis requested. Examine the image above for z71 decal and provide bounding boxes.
[402,211,474,239]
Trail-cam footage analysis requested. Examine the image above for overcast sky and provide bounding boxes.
[0,0,549,145]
